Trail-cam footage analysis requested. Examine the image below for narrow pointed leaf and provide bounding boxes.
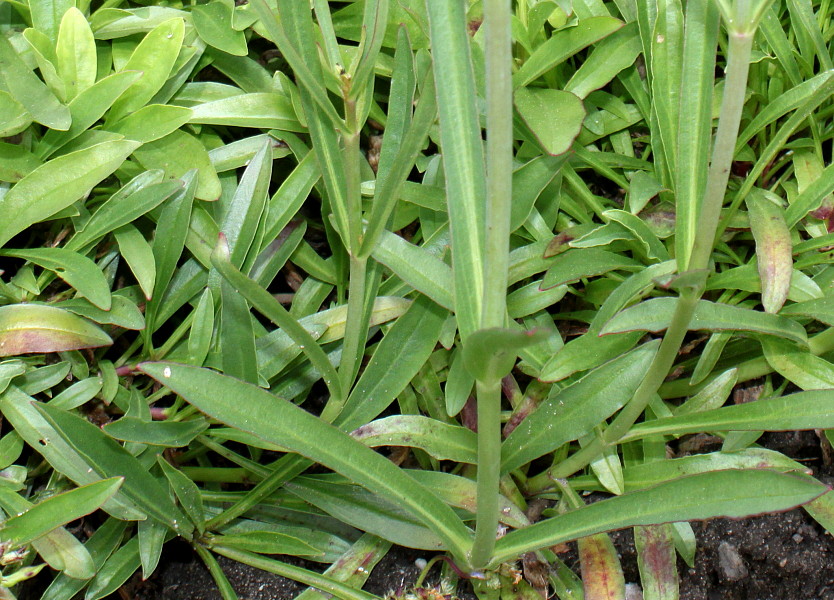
[491,470,826,565]
[55,8,96,100]
[622,390,834,441]
[33,402,191,534]
[0,478,122,546]
[0,140,141,247]
[139,361,473,559]
[600,297,808,345]
[502,341,659,474]
[0,248,111,310]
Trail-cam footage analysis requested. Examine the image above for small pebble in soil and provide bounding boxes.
[625,583,643,600]
[718,541,748,582]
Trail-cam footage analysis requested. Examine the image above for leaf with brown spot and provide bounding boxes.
[579,533,626,600]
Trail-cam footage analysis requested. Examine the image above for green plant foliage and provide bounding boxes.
[0,0,833,598]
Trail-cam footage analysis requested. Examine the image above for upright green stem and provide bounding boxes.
[531,11,758,488]
[470,0,512,570]
[337,91,369,396]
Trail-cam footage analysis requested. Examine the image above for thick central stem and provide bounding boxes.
[471,0,513,570]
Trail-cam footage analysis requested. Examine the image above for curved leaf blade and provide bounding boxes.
[0,305,112,356]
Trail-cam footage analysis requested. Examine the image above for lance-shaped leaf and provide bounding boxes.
[139,361,473,560]
[635,524,678,600]
[620,390,834,442]
[747,193,792,313]
[501,341,659,474]
[0,305,112,356]
[0,248,111,310]
[761,338,834,390]
[0,478,122,547]
[579,533,626,600]
[103,416,209,447]
[33,402,191,535]
[0,33,70,130]
[0,140,141,247]
[491,470,826,565]
[600,297,808,346]
[106,18,185,123]
[350,415,477,463]
[212,532,323,557]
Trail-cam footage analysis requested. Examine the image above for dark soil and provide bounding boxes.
[21,431,834,600]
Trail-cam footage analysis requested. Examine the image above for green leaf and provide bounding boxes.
[747,193,792,313]
[0,32,70,130]
[463,327,548,382]
[284,476,445,550]
[55,8,97,100]
[426,0,485,339]
[514,88,585,156]
[212,532,322,557]
[762,338,834,390]
[107,18,185,123]
[501,340,659,474]
[336,295,447,430]
[780,296,834,326]
[29,0,73,43]
[513,16,624,88]
[0,90,33,138]
[138,517,167,579]
[139,361,473,560]
[188,92,302,131]
[0,142,42,182]
[103,416,209,447]
[541,248,642,289]
[37,71,142,160]
[600,297,808,345]
[491,470,826,565]
[540,331,643,382]
[0,486,96,579]
[84,537,142,600]
[192,0,247,56]
[41,519,127,599]
[132,130,221,201]
[157,457,205,533]
[0,478,121,546]
[351,415,477,463]
[0,247,111,310]
[34,402,191,535]
[218,139,272,269]
[107,104,193,144]
[114,225,156,301]
[0,386,145,521]
[0,140,141,247]
[57,295,145,331]
[622,389,834,441]
[564,21,642,99]
[220,277,258,385]
[0,304,112,356]
[371,231,454,310]
[187,288,215,367]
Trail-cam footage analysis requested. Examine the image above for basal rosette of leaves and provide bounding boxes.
[0,1,832,600]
